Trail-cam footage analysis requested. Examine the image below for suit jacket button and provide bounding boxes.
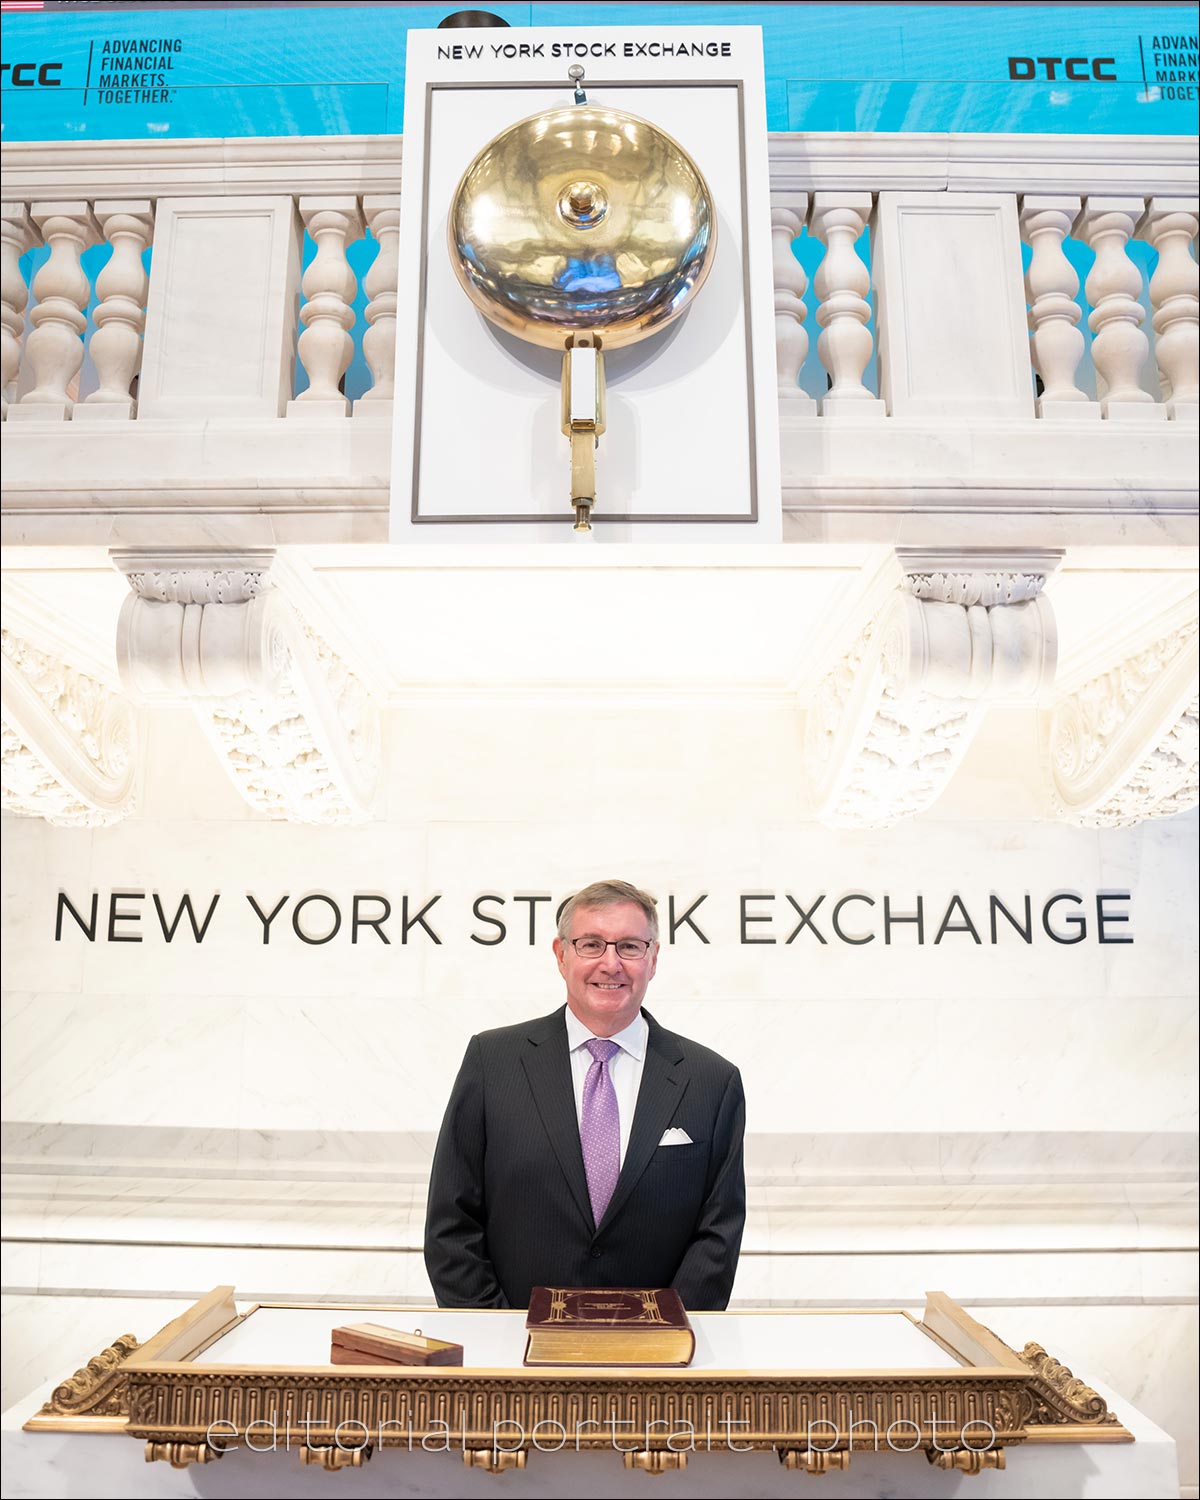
[590,1248,602,1259]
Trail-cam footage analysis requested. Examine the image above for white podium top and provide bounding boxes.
[193,1305,961,1372]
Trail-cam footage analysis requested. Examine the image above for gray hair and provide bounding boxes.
[557,879,659,942]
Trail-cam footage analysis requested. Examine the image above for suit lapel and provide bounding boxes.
[520,1008,594,1231]
[598,1011,691,1232]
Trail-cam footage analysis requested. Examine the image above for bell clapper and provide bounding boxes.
[561,333,606,534]
[568,63,587,104]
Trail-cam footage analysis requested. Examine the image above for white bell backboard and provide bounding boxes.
[389,26,780,544]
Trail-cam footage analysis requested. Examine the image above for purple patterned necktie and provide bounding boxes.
[580,1038,621,1226]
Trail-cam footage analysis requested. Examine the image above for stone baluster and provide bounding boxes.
[1,203,38,419]
[770,196,815,412]
[356,195,400,418]
[1139,197,1199,423]
[76,201,154,421]
[1079,197,1164,420]
[288,196,363,419]
[1019,196,1097,419]
[10,201,98,422]
[810,193,885,417]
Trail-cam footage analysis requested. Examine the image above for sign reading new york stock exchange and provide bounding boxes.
[53,887,1134,949]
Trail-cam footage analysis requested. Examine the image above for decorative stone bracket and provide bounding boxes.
[806,552,1060,827]
[1048,613,1198,826]
[1,629,137,826]
[113,551,379,824]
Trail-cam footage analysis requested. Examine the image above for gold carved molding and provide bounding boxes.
[780,1448,852,1473]
[123,1368,1034,1457]
[27,1334,140,1430]
[24,1291,1134,1469]
[299,1443,372,1470]
[624,1450,687,1473]
[929,1448,1006,1473]
[1020,1341,1123,1428]
[464,1447,527,1472]
[144,1441,224,1469]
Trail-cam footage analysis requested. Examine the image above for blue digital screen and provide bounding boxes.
[1,4,1195,139]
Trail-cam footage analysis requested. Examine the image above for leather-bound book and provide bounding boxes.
[330,1323,463,1366]
[524,1287,694,1368]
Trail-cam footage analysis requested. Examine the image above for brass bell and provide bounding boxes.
[448,92,716,531]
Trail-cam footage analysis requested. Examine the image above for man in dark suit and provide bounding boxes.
[424,879,746,1310]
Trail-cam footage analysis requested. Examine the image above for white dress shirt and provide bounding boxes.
[565,1006,648,1168]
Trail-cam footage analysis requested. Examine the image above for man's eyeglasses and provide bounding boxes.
[568,938,654,960]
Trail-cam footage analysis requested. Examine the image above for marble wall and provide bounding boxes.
[2,699,1196,1483]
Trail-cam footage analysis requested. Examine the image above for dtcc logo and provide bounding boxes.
[1007,55,1117,80]
[1,61,63,86]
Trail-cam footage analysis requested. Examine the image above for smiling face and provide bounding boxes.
[553,901,660,1038]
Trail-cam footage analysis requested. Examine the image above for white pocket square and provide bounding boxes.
[658,1127,693,1146]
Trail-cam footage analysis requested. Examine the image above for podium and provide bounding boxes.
[4,1289,1181,1498]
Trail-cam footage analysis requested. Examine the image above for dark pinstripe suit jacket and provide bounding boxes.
[423,1005,746,1311]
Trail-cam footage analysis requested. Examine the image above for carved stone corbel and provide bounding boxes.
[806,552,1060,827]
[113,551,379,824]
[1048,615,1198,826]
[1,630,137,826]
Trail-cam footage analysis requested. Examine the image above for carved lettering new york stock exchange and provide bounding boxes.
[53,889,1133,948]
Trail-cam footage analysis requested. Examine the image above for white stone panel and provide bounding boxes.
[138,197,301,420]
[874,192,1034,421]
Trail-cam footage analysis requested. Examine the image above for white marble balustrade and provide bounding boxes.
[0,134,1194,544]
[1,135,1196,428]
[1,197,397,423]
[771,186,1197,423]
